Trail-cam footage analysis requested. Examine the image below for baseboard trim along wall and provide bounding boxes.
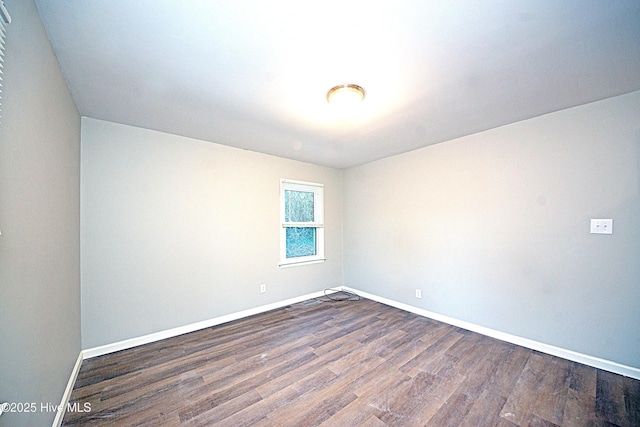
[341,287,640,381]
[82,290,335,359]
[59,291,340,425]
[56,285,640,425]
[65,285,638,426]
[52,352,83,427]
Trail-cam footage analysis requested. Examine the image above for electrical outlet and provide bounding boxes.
[415,289,422,299]
[260,283,267,293]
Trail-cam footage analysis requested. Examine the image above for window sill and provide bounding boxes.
[279,258,326,268]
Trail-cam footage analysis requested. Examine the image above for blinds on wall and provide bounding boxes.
[0,1,10,126]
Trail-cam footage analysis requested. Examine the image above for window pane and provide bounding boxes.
[285,190,314,222]
[286,227,316,258]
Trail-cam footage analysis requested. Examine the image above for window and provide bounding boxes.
[280,179,325,267]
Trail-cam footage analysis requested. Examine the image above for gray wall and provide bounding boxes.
[0,1,81,426]
[81,118,343,349]
[343,90,640,369]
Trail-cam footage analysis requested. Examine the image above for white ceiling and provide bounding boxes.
[35,1,640,169]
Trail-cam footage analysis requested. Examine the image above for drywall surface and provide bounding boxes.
[0,1,81,426]
[343,90,640,368]
[81,118,343,348]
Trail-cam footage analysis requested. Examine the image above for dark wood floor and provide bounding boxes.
[63,296,640,426]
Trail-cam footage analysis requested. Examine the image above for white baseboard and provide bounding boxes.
[79,286,639,381]
[82,290,333,360]
[342,286,640,380]
[55,285,640,427]
[52,351,83,427]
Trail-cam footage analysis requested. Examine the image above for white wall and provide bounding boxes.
[343,90,640,369]
[81,118,343,349]
[0,1,81,426]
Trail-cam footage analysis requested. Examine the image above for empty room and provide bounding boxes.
[1,1,639,426]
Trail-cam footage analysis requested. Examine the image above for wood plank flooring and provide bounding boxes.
[63,296,640,426]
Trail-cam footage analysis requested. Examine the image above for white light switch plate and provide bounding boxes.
[590,219,613,234]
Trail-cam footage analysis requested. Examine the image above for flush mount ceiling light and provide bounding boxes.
[326,84,366,107]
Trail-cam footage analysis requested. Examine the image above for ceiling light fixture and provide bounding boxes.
[326,84,365,107]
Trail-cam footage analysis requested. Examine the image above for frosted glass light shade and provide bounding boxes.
[326,84,365,107]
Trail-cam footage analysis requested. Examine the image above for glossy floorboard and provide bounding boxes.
[64,296,640,426]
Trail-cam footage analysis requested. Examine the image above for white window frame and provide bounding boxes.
[279,179,325,268]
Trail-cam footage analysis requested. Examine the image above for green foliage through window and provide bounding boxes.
[284,190,314,222]
[286,227,317,258]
